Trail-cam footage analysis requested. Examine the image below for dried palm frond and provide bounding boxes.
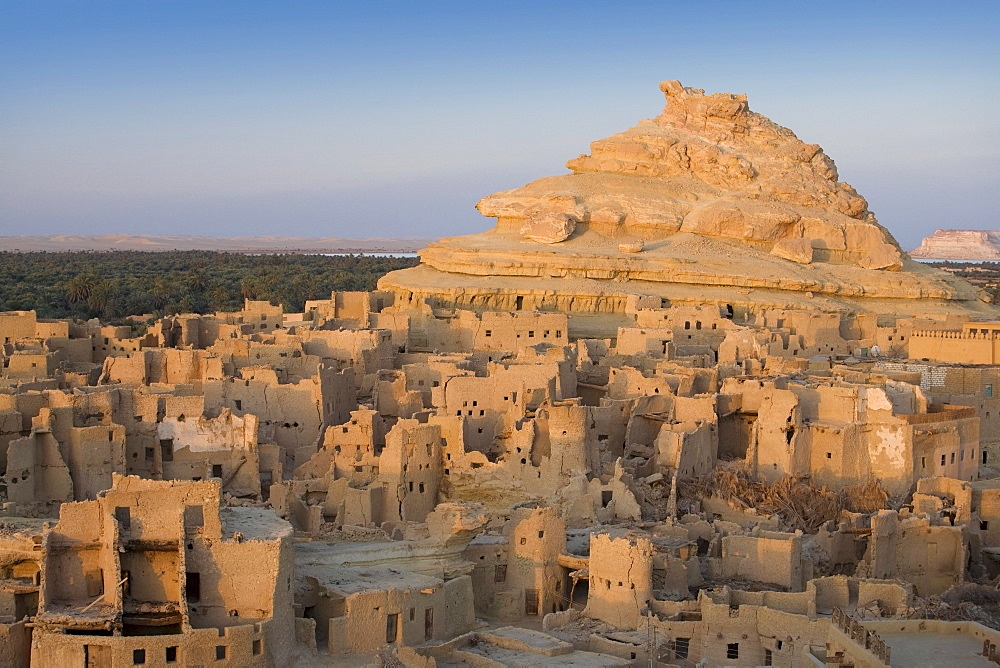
[677,466,894,533]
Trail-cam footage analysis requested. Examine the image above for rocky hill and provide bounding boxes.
[380,80,992,326]
[910,230,1000,261]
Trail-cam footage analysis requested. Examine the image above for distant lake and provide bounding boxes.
[321,252,419,258]
[913,258,995,264]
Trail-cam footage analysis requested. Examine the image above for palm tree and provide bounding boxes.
[65,273,95,304]
[186,269,207,293]
[150,278,172,310]
[240,277,260,301]
[86,279,116,315]
[208,284,232,313]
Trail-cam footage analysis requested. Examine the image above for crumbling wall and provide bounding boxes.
[860,510,965,596]
[158,411,263,497]
[499,507,567,621]
[585,532,653,629]
[5,426,73,506]
[718,531,805,591]
[378,419,443,523]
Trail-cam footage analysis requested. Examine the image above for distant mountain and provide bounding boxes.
[910,230,1000,261]
[0,235,431,253]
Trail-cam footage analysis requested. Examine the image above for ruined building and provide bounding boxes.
[1,82,1000,666]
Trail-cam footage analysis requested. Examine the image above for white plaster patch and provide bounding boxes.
[871,426,907,470]
[866,388,894,412]
[157,415,252,453]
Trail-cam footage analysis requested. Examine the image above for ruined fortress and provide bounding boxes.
[2,82,1000,666]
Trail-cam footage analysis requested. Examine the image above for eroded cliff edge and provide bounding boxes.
[911,230,1000,261]
[380,81,992,322]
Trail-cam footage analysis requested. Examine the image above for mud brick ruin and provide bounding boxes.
[3,82,1000,666]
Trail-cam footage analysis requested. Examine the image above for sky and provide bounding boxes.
[1,1,998,249]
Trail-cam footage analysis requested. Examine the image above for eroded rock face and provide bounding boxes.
[771,238,814,265]
[911,230,1000,261]
[380,81,989,321]
[519,211,577,244]
[476,80,901,271]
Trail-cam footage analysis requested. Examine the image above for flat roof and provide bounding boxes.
[220,507,293,541]
[880,631,992,667]
[298,565,441,596]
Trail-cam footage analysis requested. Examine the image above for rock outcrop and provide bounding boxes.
[911,230,1000,261]
[380,81,992,327]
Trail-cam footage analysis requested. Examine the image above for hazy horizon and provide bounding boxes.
[3,1,998,250]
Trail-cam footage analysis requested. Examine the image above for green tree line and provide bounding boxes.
[927,261,1000,303]
[0,251,418,323]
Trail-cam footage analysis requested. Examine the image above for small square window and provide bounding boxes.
[133,649,146,665]
[981,520,990,531]
[727,643,739,660]
[520,537,526,545]
[165,646,178,663]
[252,639,261,655]
[826,452,832,459]
[216,646,227,660]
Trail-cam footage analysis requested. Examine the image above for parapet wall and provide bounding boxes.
[32,617,277,667]
[909,330,1000,364]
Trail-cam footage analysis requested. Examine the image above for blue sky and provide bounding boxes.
[1,1,998,248]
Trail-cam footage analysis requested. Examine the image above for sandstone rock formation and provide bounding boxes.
[380,81,991,325]
[771,237,815,265]
[911,229,1000,261]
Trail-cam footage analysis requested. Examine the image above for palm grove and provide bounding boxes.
[1,251,418,326]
